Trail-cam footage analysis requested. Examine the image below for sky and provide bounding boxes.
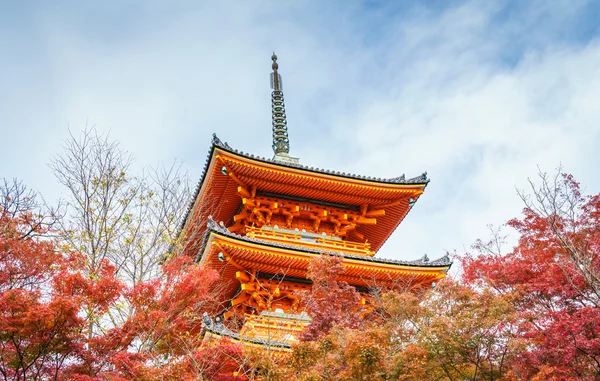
[1,0,599,266]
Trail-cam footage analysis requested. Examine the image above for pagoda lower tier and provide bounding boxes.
[197,219,451,351]
[202,310,309,357]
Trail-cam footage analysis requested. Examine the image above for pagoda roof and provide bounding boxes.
[207,134,429,185]
[177,134,430,256]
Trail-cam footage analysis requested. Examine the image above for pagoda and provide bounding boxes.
[176,54,451,355]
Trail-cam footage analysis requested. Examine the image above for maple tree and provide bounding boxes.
[0,181,245,380]
[0,184,122,380]
[285,279,519,381]
[383,281,521,381]
[462,171,600,379]
[102,255,246,381]
[299,255,364,341]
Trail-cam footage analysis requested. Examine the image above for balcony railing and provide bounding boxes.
[245,226,374,256]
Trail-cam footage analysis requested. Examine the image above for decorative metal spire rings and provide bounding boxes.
[270,53,289,155]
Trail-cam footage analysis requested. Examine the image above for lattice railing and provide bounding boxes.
[245,226,374,256]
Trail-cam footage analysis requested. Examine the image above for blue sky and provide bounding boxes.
[1,0,599,264]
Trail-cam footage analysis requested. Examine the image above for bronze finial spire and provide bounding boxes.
[270,52,290,156]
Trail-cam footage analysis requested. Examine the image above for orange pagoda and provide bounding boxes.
[176,53,451,355]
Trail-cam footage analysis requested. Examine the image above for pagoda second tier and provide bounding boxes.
[197,219,451,318]
[177,134,429,259]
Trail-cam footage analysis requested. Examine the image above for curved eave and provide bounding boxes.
[211,134,429,186]
[216,148,426,202]
[198,227,450,304]
[200,229,452,271]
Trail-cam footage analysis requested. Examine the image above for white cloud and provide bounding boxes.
[1,1,599,268]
